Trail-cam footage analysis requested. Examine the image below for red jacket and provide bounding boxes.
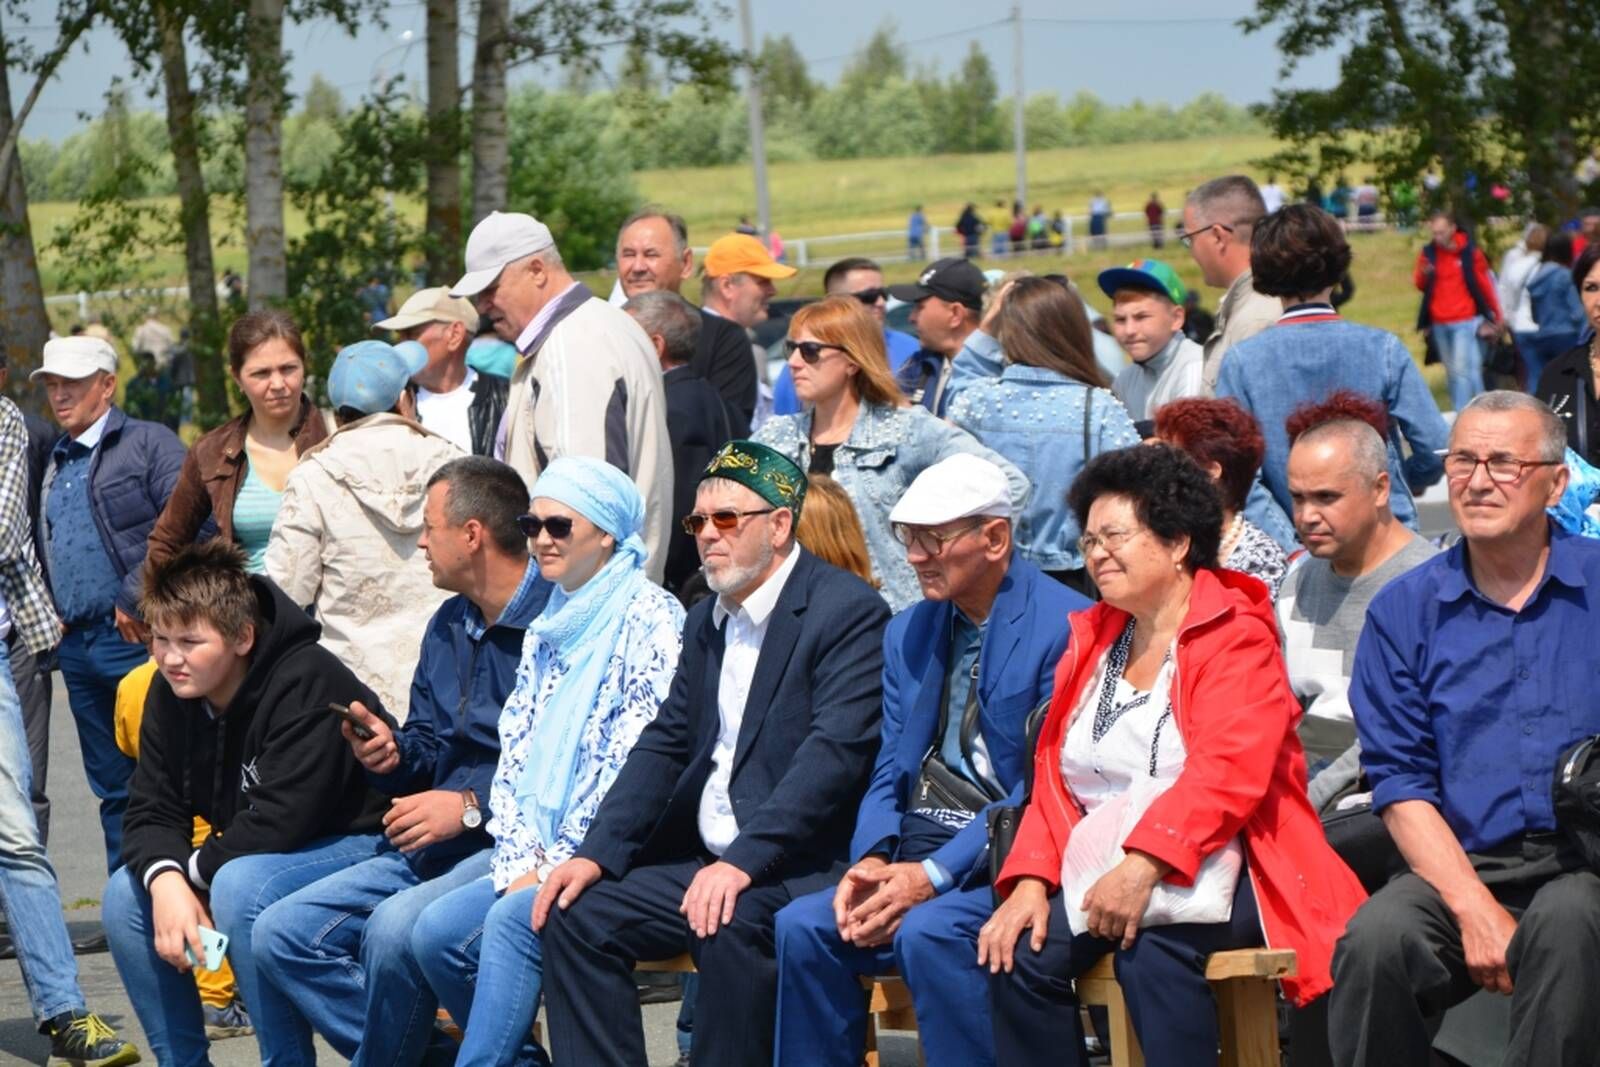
[996,568,1366,1006]
[1413,230,1501,326]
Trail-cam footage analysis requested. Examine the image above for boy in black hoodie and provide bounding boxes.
[103,541,387,1065]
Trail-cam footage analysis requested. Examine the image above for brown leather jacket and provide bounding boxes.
[146,396,329,570]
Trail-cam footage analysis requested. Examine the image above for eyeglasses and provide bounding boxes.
[783,339,848,365]
[681,508,775,535]
[1439,451,1562,484]
[1177,221,1235,249]
[891,520,984,556]
[517,514,574,540]
[851,287,887,306]
[1077,526,1145,557]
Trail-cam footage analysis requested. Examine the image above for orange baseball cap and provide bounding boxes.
[703,233,797,280]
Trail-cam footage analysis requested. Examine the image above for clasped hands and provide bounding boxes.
[832,856,936,947]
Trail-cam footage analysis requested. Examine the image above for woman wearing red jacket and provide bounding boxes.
[976,445,1366,1067]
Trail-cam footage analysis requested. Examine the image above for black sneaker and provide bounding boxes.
[43,1011,140,1067]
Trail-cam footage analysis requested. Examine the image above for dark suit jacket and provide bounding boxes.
[693,309,757,430]
[576,548,891,895]
[849,555,1087,883]
[663,366,735,593]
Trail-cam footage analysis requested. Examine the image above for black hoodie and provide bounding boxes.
[121,575,387,889]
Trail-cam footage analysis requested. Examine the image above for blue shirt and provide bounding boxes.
[939,611,984,784]
[1351,527,1600,852]
[44,442,122,624]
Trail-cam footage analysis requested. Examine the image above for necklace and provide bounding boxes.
[1218,511,1246,562]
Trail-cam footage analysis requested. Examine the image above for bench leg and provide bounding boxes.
[1080,977,1144,1067]
[1215,977,1277,1067]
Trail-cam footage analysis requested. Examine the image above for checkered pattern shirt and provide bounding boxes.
[0,398,61,653]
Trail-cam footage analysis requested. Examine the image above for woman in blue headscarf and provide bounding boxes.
[411,456,685,1066]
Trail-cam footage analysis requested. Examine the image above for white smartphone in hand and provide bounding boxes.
[182,925,229,972]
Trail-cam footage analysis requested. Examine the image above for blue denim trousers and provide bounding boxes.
[1433,317,1488,413]
[55,619,144,873]
[412,874,550,1067]
[0,643,86,1024]
[252,845,491,1065]
[103,833,384,1067]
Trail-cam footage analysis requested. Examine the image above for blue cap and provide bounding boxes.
[328,340,428,415]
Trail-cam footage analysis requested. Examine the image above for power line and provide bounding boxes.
[802,18,1010,66]
[1023,15,1246,26]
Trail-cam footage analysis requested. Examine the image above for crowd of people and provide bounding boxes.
[0,171,1598,1067]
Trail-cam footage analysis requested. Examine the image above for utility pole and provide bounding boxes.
[739,0,772,237]
[1012,3,1026,209]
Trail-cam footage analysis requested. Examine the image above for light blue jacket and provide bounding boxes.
[946,331,1141,571]
[1215,314,1449,531]
[754,401,1030,612]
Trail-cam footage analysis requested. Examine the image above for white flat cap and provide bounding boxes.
[31,336,118,381]
[890,453,1013,526]
[451,211,555,298]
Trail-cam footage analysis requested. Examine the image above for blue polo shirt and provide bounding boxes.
[44,414,122,625]
[1351,526,1600,852]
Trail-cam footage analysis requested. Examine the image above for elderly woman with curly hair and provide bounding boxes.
[1214,203,1450,532]
[977,445,1365,1067]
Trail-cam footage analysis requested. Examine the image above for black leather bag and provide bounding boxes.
[987,697,1053,895]
[1554,734,1600,871]
[910,656,1004,818]
[1320,800,1406,894]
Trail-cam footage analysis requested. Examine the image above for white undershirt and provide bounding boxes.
[415,366,478,454]
[698,547,801,855]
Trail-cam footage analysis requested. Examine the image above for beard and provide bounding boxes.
[703,538,776,596]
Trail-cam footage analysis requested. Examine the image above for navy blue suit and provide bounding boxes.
[540,548,890,1067]
[774,555,1085,1067]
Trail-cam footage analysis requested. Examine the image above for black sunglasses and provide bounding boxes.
[851,287,887,306]
[517,514,574,540]
[681,508,775,535]
[783,339,847,365]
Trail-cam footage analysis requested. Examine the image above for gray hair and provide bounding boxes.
[1458,391,1567,461]
[623,290,702,366]
[425,456,531,556]
[1294,418,1389,481]
[1186,176,1267,230]
[619,206,690,258]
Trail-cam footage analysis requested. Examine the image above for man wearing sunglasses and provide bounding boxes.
[1178,175,1279,393]
[536,440,891,1067]
[886,257,989,417]
[772,454,1087,1067]
[771,258,920,416]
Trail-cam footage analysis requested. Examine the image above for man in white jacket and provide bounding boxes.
[267,340,463,722]
[452,212,673,581]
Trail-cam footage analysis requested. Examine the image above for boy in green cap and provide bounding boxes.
[1098,258,1205,421]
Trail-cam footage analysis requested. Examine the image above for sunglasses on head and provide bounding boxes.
[680,508,775,535]
[517,514,574,540]
[783,339,847,364]
[851,287,887,305]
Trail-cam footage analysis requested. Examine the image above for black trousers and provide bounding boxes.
[541,856,794,1067]
[1329,847,1600,1067]
[989,872,1261,1067]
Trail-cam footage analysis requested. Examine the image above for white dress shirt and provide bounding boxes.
[697,546,801,855]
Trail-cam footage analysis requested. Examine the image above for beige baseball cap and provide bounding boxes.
[375,287,480,332]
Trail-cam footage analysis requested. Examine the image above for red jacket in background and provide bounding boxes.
[1413,230,1502,326]
[996,567,1367,1007]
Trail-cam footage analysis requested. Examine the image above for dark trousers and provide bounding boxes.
[56,619,144,873]
[540,856,795,1067]
[989,872,1261,1067]
[1329,854,1600,1067]
[8,638,52,845]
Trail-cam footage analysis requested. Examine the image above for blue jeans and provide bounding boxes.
[103,833,384,1067]
[253,846,491,1065]
[412,874,549,1067]
[56,618,145,872]
[0,644,86,1024]
[1432,317,1488,413]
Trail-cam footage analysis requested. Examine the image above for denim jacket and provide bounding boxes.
[754,401,1030,612]
[946,331,1141,571]
[1215,311,1449,531]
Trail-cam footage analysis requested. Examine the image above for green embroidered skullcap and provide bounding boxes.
[701,440,807,517]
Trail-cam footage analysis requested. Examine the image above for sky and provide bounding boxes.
[9,0,1340,143]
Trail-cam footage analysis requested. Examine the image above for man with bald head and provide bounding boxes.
[1331,391,1600,1067]
[1277,392,1437,813]
[616,208,757,425]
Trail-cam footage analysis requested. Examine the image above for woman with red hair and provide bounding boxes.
[1154,398,1289,597]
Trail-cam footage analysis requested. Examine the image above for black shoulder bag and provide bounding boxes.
[911,658,1005,816]
[986,695,1053,899]
[1554,734,1600,872]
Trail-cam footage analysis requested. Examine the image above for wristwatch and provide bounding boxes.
[460,789,483,830]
